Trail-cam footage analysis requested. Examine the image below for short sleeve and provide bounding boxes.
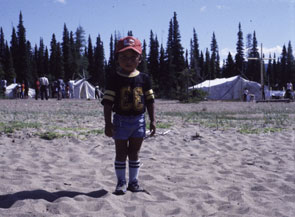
[101,73,116,106]
[143,74,155,104]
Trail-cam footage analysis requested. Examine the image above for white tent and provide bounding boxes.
[189,75,267,100]
[70,79,96,99]
[5,83,35,98]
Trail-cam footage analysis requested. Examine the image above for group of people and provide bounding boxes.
[34,77,70,100]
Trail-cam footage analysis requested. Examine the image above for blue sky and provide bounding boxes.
[0,0,295,62]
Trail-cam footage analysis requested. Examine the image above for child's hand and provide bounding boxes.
[149,121,156,136]
[105,123,114,137]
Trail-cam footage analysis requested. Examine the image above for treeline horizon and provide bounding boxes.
[0,11,294,99]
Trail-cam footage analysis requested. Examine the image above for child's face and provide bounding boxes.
[118,49,141,73]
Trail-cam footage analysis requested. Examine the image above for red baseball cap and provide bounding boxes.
[116,36,142,55]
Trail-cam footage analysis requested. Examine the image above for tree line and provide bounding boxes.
[0,11,294,99]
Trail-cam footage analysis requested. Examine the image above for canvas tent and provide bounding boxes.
[189,75,267,100]
[5,83,35,98]
[70,79,96,99]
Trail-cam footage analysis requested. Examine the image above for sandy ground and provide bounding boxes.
[0,98,294,217]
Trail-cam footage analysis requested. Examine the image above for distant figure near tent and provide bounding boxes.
[39,76,49,100]
[57,79,65,100]
[243,88,249,102]
[284,82,294,100]
[35,78,40,100]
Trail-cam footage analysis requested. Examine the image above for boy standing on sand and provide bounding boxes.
[102,36,156,195]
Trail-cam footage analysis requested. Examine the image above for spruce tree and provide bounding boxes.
[16,11,29,83]
[44,47,49,78]
[138,40,148,74]
[280,45,288,88]
[10,27,18,78]
[235,23,244,75]
[4,42,16,83]
[165,12,185,98]
[272,53,278,88]
[94,34,105,87]
[148,31,159,86]
[246,31,260,82]
[204,48,211,80]
[190,28,201,82]
[286,41,294,82]
[0,28,5,64]
[199,51,205,81]
[75,26,86,76]
[62,24,71,81]
[223,52,235,78]
[87,35,95,83]
[157,44,167,97]
[69,31,78,80]
[210,32,219,78]
[50,34,59,80]
[37,38,45,76]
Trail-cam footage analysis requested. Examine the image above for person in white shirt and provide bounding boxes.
[39,76,49,100]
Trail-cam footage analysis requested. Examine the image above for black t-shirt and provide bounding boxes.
[102,70,155,116]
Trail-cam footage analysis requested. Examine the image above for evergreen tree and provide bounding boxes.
[158,44,167,97]
[235,23,244,75]
[190,28,201,82]
[246,31,260,82]
[223,52,235,78]
[127,31,133,36]
[37,38,45,76]
[185,49,189,68]
[107,34,116,75]
[0,28,5,64]
[286,41,294,82]
[266,53,273,87]
[10,27,18,77]
[94,34,105,87]
[62,24,71,81]
[204,48,211,80]
[272,53,279,88]
[69,31,78,80]
[165,12,185,98]
[138,40,148,73]
[87,35,95,83]
[44,47,49,78]
[75,26,86,76]
[148,31,159,86]
[16,11,29,83]
[50,34,63,80]
[280,45,288,88]
[172,12,185,73]
[199,51,205,81]
[3,42,16,83]
[210,32,219,78]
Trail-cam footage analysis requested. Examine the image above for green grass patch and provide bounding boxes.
[0,121,41,134]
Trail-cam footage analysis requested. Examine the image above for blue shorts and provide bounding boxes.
[112,114,146,140]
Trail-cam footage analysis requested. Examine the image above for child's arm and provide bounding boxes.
[103,103,113,137]
[146,103,156,136]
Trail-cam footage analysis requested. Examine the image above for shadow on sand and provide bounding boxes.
[0,189,108,209]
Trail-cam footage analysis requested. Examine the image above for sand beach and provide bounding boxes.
[0,99,294,217]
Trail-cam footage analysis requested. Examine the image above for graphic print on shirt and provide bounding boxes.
[120,86,144,112]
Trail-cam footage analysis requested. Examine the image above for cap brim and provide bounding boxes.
[117,47,142,54]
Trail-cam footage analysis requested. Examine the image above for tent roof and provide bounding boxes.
[190,76,243,89]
